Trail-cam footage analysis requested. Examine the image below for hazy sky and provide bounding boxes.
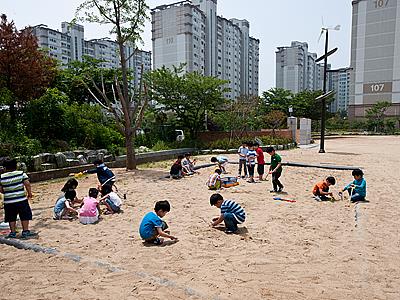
[1,0,353,92]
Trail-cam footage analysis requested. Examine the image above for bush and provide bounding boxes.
[152,140,170,151]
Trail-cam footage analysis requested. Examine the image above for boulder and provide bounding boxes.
[98,149,108,155]
[63,151,75,159]
[103,155,114,162]
[73,150,85,157]
[66,159,80,167]
[84,150,97,157]
[17,162,27,172]
[32,155,43,171]
[77,155,87,165]
[55,152,67,168]
[87,155,97,164]
[40,153,55,164]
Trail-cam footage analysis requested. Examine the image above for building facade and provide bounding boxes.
[32,22,151,88]
[276,41,324,93]
[329,67,352,114]
[349,0,400,118]
[151,0,260,99]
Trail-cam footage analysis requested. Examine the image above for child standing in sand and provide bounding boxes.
[83,159,115,188]
[313,176,336,201]
[342,169,366,202]
[266,146,284,193]
[139,200,178,245]
[209,193,246,234]
[79,188,100,224]
[246,142,257,183]
[237,141,248,178]
[0,158,37,239]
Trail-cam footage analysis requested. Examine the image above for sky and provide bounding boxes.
[1,0,353,93]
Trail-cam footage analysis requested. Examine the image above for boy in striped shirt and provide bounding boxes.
[0,159,37,239]
[210,194,246,234]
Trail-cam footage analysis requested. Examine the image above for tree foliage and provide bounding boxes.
[0,14,56,119]
[263,110,287,135]
[146,65,229,138]
[366,101,391,132]
[75,0,149,170]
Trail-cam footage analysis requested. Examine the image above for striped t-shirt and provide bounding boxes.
[0,171,29,204]
[246,150,257,165]
[220,200,246,223]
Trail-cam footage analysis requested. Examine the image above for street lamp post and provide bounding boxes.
[316,25,340,153]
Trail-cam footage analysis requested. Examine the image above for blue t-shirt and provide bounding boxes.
[139,212,163,239]
[220,200,246,223]
[238,146,248,160]
[54,195,67,215]
[344,178,367,197]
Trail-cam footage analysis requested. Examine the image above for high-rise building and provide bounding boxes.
[276,41,323,93]
[329,67,352,114]
[349,0,400,118]
[151,0,260,99]
[32,22,151,88]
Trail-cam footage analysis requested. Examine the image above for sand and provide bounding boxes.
[0,136,399,300]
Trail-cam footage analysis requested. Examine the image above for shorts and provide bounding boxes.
[257,164,265,175]
[4,200,33,223]
[105,198,121,213]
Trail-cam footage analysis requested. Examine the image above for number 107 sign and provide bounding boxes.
[363,82,392,94]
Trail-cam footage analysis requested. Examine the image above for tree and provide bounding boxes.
[75,0,149,170]
[146,66,229,139]
[263,110,287,136]
[366,101,391,132]
[0,14,56,120]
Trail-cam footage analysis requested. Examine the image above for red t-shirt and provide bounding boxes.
[256,147,265,164]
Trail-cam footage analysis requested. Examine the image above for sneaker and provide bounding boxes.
[225,229,235,234]
[314,196,322,202]
[153,237,164,245]
[20,230,38,239]
[270,189,277,193]
[5,232,17,239]
[277,187,284,193]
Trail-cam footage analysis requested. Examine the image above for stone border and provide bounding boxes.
[28,148,196,183]
[199,143,297,155]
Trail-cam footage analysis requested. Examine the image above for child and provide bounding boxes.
[313,176,336,201]
[99,184,122,214]
[53,190,78,220]
[206,169,222,190]
[0,158,37,239]
[209,193,246,234]
[254,142,265,181]
[342,169,366,202]
[79,188,100,225]
[61,178,81,205]
[237,141,248,178]
[211,156,228,174]
[84,159,115,187]
[182,153,196,175]
[266,146,284,192]
[139,200,178,245]
[170,155,185,179]
[246,142,257,183]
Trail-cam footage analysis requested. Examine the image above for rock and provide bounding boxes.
[40,153,55,164]
[138,146,150,153]
[63,151,75,159]
[66,159,80,167]
[73,150,85,157]
[87,155,97,164]
[17,162,27,172]
[115,155,126,162]
[55,152,67,168]
[103,155,114,162]
[84,150,97,157]
[98,149,108,155]
[41,163,57,171]
[96,152,105,161]
[77,155,87,165]
[32,155,43,171]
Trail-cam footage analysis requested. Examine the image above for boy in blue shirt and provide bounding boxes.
[342,169,366,202]
[139,200,178,245]
[84,159,115,187]
[209,193,246,234]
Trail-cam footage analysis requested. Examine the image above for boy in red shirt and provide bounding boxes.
[313,176,336,201]
[254,142,265,181]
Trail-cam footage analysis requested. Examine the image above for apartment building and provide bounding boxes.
[151,0,260,99]
[349,0,400,118]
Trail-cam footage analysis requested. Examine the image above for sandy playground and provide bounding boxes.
[0,136,399,300]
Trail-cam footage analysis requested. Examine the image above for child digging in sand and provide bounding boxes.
[53,190,78,220]
[342,169,366,202]
[139,200,178,245]
[206,169,222,190]
[79,188,100,225]
[313,176,336,201]
[209,193,246,234]
[99,184,122,214]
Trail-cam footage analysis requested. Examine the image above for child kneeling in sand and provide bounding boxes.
[206,169,222,190]
[139,200,178,245]
[99,184,122,214]
[79,188,100,224]
[313,176,336,201]
[53,190,78,220]
[341,169,366,202]
[209,193,246,234]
